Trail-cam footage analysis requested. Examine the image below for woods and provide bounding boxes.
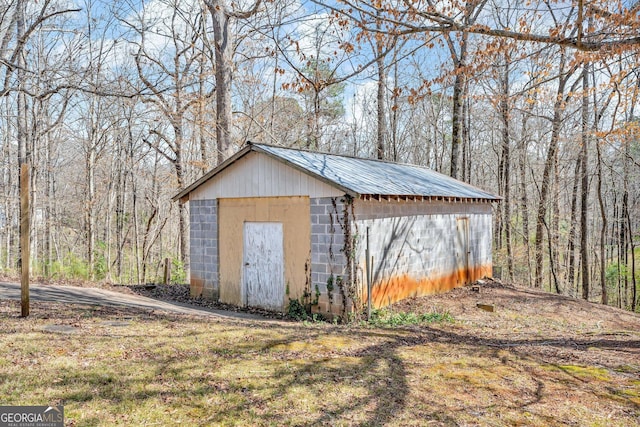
[0,0,638,311]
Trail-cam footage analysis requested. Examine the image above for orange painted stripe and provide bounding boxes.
[367,265,493,308]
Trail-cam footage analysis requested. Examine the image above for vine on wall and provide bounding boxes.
[338,195,360,319]
[323,195,361,321]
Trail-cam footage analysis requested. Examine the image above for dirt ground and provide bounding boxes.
[3,272,639,370]
[392,279,640,369]
[1,275,639,426]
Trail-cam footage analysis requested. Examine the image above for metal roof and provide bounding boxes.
[173,142,501,202]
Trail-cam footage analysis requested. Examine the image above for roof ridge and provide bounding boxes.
[248,141,498,196]
[248,141,426,170]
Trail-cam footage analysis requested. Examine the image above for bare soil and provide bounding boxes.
[118,276,640,371]
[392,278,640,369]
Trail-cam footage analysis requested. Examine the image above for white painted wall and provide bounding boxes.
[352,199,493,296]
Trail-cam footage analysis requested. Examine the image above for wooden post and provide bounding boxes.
[20,163,30,317]
[163,257,171,285]
[366,227,371,321]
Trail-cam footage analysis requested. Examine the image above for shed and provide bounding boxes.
[173,142,500,316]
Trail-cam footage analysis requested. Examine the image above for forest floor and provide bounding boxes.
[0,276,639,426]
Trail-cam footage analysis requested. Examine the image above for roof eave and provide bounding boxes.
[359,194,502,202]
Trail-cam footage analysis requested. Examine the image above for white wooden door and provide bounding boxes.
[455,217,470,285]
[243,222,284,310]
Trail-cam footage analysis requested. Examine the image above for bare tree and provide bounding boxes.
[202,0,262,163]
[122,0,215,275]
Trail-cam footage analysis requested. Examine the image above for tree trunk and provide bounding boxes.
[518,104,533,287]
[198,57,209,172]
[390,49,400,162]
[595,132,607,304]
[1,133,13,270]
[627,204,637,311]
[209,1,235,164]
[566,156,581,293]
[44,132,53,277]
[551,147,561,293]
[115,137,124,280]
[499,57,513,282]
[85,147,96,279]
[450,69,465,179]
[375,10,387,160]
[579,66,590,301]
[617,195,624,308]
[534,76,566,288]
[173,141,189,275]
[376,45,386,160]
[16,0,30,316]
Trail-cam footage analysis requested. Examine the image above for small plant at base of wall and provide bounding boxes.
[326,274,336,312]
[286,298,327,322]
[287,284,323,321]
[287,298,309,320]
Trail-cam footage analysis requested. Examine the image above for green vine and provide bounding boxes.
[336,195,360,320]
[326,274,335,303]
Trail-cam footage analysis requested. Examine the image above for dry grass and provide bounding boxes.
[1,282,639,426]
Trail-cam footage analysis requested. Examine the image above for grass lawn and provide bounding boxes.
[1,285,639,426]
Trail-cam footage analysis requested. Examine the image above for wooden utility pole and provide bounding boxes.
[17,0,29,317]
[20,163,30,317]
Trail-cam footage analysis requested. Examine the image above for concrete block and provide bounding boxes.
[205,247,217,256]
[312,263,327,274]
[310,204,325,215]
[311,224,326,234]
[318,214,333,225]
[192,247,204,257]
[332,234,345,245]
[328,264,345,275]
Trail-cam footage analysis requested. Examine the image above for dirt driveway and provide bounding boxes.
[0,281,266,320]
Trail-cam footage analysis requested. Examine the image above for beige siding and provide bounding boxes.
[191,151,344,200]
[218,197,311,309]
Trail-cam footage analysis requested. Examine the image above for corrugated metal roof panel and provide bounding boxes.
[253,143,500,201]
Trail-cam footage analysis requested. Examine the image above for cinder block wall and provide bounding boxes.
[310,197,348,314]
[353,200,493,307]
[189,199,219,299]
